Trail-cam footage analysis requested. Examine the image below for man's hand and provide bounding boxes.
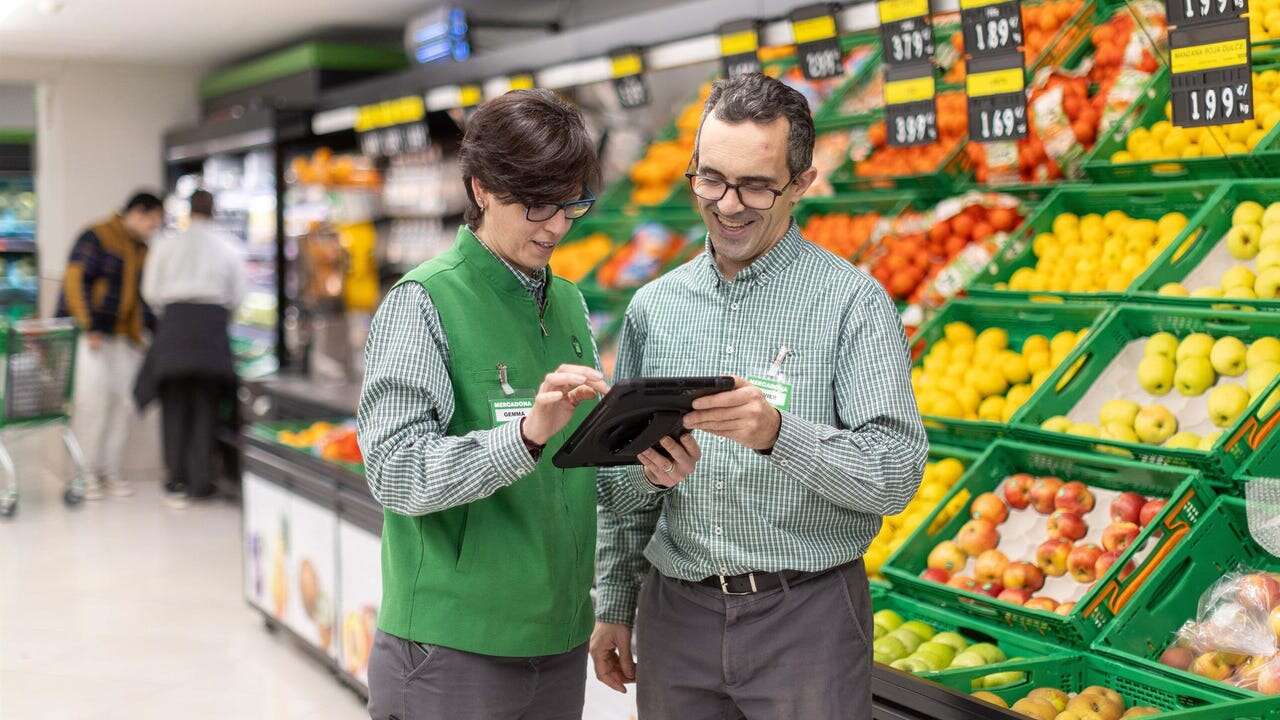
[637,433,700,488]
[590,621,636,693]
[683,377,781,451]
[86,332,105,351]
[522,364,609,446]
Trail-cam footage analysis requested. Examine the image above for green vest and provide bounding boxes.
[378,226,597,657]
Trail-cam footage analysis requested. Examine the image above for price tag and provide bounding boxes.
[884,62,939,147]
[1170,19,1253,126]
[878,0,936,67]
[459,84,483,108]
[355,96,428,158]
[966,53,1029,141]
[610,48,650,109]
[961,0,1023,58]
[719,19,763,78]
[509,72,535,91]
[1166,0,1246,27]
[790,4,845,79]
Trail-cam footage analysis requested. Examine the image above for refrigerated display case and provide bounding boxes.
[0,136,37,320]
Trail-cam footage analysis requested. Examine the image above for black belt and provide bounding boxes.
[694,561,853,596]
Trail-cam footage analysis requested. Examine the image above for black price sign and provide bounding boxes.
[1170,19,1253,127]
[1166,0,1246,28]
[610,49,650,109]
[960,0,1023,58]
[966,53,1029,141]
[355,96,428,158]
[790,4,845,79]
[878,0,936,67]
[884,62,939,147]
[719,19,763,78]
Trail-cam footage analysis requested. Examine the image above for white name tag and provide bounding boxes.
[747,375,792,411]
[491,399,534,425]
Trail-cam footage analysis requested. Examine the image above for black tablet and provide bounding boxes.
[552,376,734,469]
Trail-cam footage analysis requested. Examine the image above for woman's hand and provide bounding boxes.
[521,364,609,446]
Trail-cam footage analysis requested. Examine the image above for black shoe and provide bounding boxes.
[164,480,187,495]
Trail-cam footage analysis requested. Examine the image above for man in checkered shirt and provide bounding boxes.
[590,73,928,720]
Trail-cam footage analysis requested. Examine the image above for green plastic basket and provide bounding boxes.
[792,191,919,262]
[1094,496,1280,702]
[909,299,1112,449]
[966,181,1221,304]
[1130,179,1280,311]
[1010,304,1280,481]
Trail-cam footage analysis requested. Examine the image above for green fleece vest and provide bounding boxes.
[377,227,597,657]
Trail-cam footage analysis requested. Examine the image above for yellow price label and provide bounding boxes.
[610,53,643,78]
[721,29,759,57]
[966,66,1025,97]
[879,0,930,24]
[792,14,838,43]
[355,96,425,132]
[459,85,483,107]
[509,74,535,90]
[959,0,1007,9]
[1171,38,1248,73]
[885,75,936,104]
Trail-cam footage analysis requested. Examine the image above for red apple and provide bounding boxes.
[974,549,1010,584]
[1160,645,1195,671]
[1035,538,1073,577]
[978,581,1004,598]
[998,588,1032,605]
[920,568,951,584]
[1003,473,1034,510]
[1258,659,1280,695]
[927,540,968,574]
[1030,476,1064,514]
[1239,573,1280,612]
[1110,491,1147,524]
[1025,596,1059,613]
[1003,561,1046,592]
[1270,605,1280,640]
[1068,543,1104,583]
[1102,521,1141,553]
[1054,480,1096,514]
[971,492,1010,524]
[1047,511,1088,541]
[956,518,1001,556]
[1094,550,1135,579]
[1054,601,1076,616]
[947,575,979,592]
[1139,499,1166,527]
[1191,652,1235,681]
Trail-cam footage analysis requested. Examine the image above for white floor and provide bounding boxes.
[0,429,637,720]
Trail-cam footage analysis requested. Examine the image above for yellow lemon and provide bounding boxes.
[1104,210,1130,231]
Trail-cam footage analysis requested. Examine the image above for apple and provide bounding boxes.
[928,540,968,574]
[978,581,1003,598]
[1085,686,1124,709]
[1135,404,1178,444]
[1191,651,1235,681]
[970,492,1009,524]
[1222,265,1258,293]
[1211,336,1249,377]
[1226,224,1262,259]
[1145,332,1180,361]
[1035,538,1073,577]
[874,636,908,663]
[1103,521,1141,552]
[956,519,1000,556]
[1025,596,1059,613]
[1257,659,1280,695]
[975,549,1010,584]
[949,650,987,668]
[1067,693,1120,720]
[1160,645,1195,670]
[1095,550,1135,579]
[889,657,921,672]
[1208,383,1251,428]
[1264,201,1280,227]
[1177,333,1216,362]
[1028,687,1070,713]
[1003,473,1034,509]
[933,631,968,651]
[1137,355,1175,396]
[1011,698,1059,720]
[1192,286,1223,299]
[1247,362,1280,397]
[899,620,937,641]
[1055,481,1096,514]
[1270,605,1280,639]
[1069,422,1102,438]
[969,643,1006,664]
[1069,544,1105,583]
[1174,356,1216,397]
[1257,268,1280,299]
[1199,430,1223,450]
[1030,476,1064,514]
[947,575,979,592]
[998,588,1032,605]
[1234,201,1265,226]
[970,690,1007,708]
[1003,561,1046,592]
[874,609,904,630]
[1122,707,1161,718]
[1259,247,1280,272]
[889,628,924,653]
[1100,398,1142,428]
[1238,573,1280,612]
[1103,422,1140,443]
[1047,511,1088,541]
[913,641,955,670]
[1055,601,1076,616]
[1159,282,1189,296]
[1165,431,1203,450]
[1041,415,1074,433]
[921,568,951,584]
[1110,491,1147,524]
[1248,337,1280,368]
[1226,285,1257,299]
[1139,499,1166,527]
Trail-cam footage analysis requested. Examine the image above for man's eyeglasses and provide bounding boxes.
[525,193,596,223]
[685,173,794,211]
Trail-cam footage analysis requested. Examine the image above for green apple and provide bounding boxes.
[1103,422,1140,442]
[1135,404,1178,444]
[1226,285,1258,299]
[1174,356,1216,396]
[1199,430,1224,450]
[1248,361,1280,395]
[1250,337,1280,368]
[889,628,924,653]
[950,651,987,669]
[1211,336,1248,376]
[899,620,937,641]
[1208,383,1252,427]
[1138,355,1176,395]
[1146,332,1180,360]
[1222,265,1257,293]
[1100,398,1142,427]
[1177,333,1216,362]
[968,643,1007,664]
[914,642,956,670]
[1192,286,1224,298]
[889,658,915,671]
[1262,223,1280,249]
[1069,422,1101,437]
[874,636,908,663]
[873,623,887,640]
[932,631,969,651]
[977,670,1027,689]
[1259,247,1280,272]
[1235,201,1266,226]
[1264,202,1280,228]
[1158,282,1190,296]
[1226,224,1262,259]
[873,609,905,631]
[1256,268,1280,299]
[1041,415,1073,433]
[1166,431,1202,450]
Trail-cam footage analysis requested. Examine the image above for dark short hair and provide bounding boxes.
[696,73,815,179]
[459,89,600,228]
[124,191,164,215]
[189,189,215,218]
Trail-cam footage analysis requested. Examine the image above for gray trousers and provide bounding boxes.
[367,630,587,720]
[635,560,873,720]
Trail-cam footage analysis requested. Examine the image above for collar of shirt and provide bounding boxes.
[699,219,805,289]
[470,225,548,304]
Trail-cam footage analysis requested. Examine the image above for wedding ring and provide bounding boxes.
[663,464,674,474]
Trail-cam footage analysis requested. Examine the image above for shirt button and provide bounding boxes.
[725,345,735,354]
[720,565,729,574]
[730,303,739,311]
[714,526,723,535]
[715,481,724,490]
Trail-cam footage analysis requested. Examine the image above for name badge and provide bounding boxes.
[491,398,534,425]
[747,375,792,411]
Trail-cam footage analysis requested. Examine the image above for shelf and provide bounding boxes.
[0,237,35,253]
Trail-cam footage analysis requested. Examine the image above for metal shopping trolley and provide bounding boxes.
[0,317,88,517]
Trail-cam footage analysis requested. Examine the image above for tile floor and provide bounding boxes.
[0,428,637,719]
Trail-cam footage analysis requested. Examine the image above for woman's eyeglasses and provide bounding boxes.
[525,193,596,222]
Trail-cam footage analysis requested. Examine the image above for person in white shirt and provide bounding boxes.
[139,189,246,508]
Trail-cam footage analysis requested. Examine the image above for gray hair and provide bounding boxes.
[695,73,815,179]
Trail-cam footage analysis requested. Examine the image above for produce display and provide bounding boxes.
[867,456,969,578]
[971,683,1161,717]
[872,607,1027,684]
[275,421,364,466]
[858,92,968,179]
[1158,198,1280,300]
[942,0,1086,85]
[595,222,699,289]
[550,233,613,282]
[801,209,883,259]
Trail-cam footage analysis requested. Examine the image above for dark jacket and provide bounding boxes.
[57,216,155,341]
[133,302,237,410]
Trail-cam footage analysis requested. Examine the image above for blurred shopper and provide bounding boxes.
[358,89,607,720]
[136,189,245,508]
[58,191,163,500]
[590,74,928,720]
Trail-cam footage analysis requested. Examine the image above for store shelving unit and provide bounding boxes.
[0,133,38,321]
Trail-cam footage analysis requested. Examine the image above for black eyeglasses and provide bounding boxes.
[525,193,596,223]
[685,173,794,210]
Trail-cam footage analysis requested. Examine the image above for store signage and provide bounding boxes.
[718,19,763,78]
[960,0,1023,58]
[609,48,650,109]
[884,62,940,147]
[508,72,536,91]
[878,0,936,67]
[355,96,428,157]
[966,52,1029,141]
[790,4,846,79]
[459,84,483,108]
[1169,18,1253,127]
[1166,0,1246,28]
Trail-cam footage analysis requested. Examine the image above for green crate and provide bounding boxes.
[966,181,1220,304]
[1010,304,1280,481]
[1130,180,1280,311]
[883,439,1211,647]
[1094,496,1280,702]
[909,299,1112,449]
[792,191,919,262]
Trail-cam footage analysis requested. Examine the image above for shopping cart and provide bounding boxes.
[0,317,87,517]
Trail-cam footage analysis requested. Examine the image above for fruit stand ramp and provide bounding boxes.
[883,439,1212,647]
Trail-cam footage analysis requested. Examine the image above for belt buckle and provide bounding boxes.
[719,572,758,595]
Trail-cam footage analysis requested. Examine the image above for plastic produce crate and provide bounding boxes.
[1130,180,1280,310]
[883,439,1211,647]
[908,299,1112,449]
[967,181,1220,304]
[1094,496,1280,701]
[1010,304,1280,481]
[793,191,918,263]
